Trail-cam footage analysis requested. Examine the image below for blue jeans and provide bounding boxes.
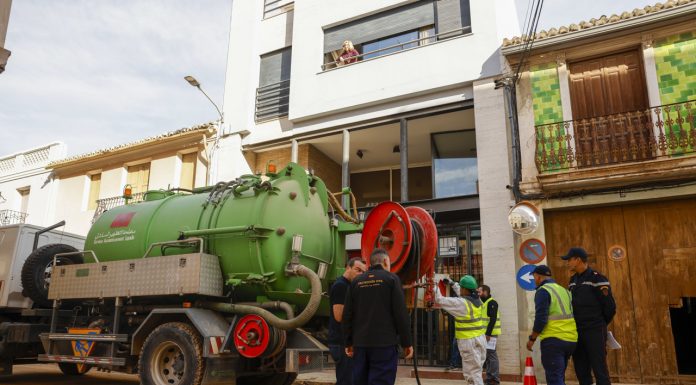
[540,338,576,385]
[352,346,398,385]
[329,345,352,385]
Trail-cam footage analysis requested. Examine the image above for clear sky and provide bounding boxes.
[0,0,654,157]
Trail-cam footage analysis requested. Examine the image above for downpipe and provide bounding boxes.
[197,264,321,330]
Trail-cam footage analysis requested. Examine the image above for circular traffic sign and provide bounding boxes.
[519,238,546,264]
[516,265,538,291]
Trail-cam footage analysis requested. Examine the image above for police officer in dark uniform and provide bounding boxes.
[561,247,616,385]
[342,248,413,385]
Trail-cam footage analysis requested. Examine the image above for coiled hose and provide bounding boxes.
[196,264,321,330]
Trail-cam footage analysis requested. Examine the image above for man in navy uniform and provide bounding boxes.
[342,248,413,385]
[328,257,366,385]
[562,247,616,385]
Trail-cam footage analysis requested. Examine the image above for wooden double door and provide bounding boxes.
[545,198,696,384]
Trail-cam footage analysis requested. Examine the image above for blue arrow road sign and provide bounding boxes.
[517,265,538,291]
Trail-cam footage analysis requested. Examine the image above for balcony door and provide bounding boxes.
[568,50,653,166]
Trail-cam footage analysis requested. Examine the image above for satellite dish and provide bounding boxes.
[508,201,540,235]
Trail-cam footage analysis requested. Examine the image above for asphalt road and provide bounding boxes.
[2,364,139,384]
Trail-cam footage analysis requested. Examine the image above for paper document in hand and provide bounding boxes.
[486,336,497,350]
[606,331,621,350]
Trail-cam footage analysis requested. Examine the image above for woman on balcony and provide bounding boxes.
[337,40,359,66]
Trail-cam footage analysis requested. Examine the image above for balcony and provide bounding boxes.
[0,210,28,226]
[92,192,146,224]
[534,100,696,191]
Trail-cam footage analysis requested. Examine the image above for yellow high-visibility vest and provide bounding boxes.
[538,282,578,342]
[454,299,485,339]
[482,297,501,336]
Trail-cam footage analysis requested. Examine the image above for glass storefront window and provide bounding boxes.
[432,130,478,198]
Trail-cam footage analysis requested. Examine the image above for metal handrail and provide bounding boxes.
[321,26,471,71]
[54,250,101,265]
[0,209,28,225]
[142,238,205,258]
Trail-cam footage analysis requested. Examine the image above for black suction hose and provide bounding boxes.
[409,219,423,385]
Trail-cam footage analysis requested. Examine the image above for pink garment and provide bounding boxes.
[339,49,359,64]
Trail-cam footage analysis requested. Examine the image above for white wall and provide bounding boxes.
[0,143,66,227]
[473,78,521,375]
[222,0,520,149]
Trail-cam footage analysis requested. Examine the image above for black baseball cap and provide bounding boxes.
[561,247,588,261]
[532,265,552,276]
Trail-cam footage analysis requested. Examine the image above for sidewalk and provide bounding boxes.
[295,367,519,385]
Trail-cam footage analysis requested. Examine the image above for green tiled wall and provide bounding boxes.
[530,63,568,171]
[654,31,696,104]
[530,62,563,125]
[653,32,695,154]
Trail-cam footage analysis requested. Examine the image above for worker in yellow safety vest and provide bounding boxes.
[436,275,487,385]
[527,265,578,385]
[478,285,500,385]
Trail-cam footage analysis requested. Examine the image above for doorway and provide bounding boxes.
[670,297,696,375]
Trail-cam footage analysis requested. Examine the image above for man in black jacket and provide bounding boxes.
[343,248,413,385]
[562,247,616,385]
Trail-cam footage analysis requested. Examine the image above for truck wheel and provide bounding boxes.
[58,362,91,375]
[139,322,205,385]
[21,243,81,308]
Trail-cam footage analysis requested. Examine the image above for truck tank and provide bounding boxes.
[84,163,356,308]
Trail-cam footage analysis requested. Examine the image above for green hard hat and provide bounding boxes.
[459,275,478,290]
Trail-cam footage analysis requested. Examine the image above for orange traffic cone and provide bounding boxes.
[523,356,537,385]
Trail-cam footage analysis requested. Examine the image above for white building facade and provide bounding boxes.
[218,0,525,376]
[0,142,66,227]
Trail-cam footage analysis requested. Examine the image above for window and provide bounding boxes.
[432,130,478,198]
[127,163,150,194]
[362,30,420,60]
[179,153,197,190]
[322,0,470,68]
[18,187,30,214]
[263,0,293,19]
[88,173,101,210]
[256,47,292,122]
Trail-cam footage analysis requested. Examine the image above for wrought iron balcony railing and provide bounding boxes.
[91,192,146,224]
[0,210,28,226]
[535,100,696,173]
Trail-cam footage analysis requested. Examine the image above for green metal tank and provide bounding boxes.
[84,163,360,307]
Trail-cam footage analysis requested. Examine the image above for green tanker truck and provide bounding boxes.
[0,163,437,385]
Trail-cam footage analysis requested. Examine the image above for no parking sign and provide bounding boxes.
[519,238,546,264]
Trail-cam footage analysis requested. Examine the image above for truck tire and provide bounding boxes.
[21,243,82,308]
[139,322,205,385]
[58,362,91,375]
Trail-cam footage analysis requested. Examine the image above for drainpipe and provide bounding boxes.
[499,77,544,202]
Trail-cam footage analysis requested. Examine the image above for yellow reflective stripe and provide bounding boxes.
[548,314,574,320]
[543,285,572,316]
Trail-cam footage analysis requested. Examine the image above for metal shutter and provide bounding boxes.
[323,1,435,53]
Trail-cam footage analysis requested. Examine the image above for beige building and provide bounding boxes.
[0,0,11,73]
[47,124,214,235]
[503,1,696,383]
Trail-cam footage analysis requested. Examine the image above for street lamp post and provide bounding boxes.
[184,75,224,185]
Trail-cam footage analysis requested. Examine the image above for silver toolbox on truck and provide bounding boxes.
[0,224,85,309]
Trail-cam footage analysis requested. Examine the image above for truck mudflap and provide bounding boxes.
[285,328,329,374]
[201,356,238,385]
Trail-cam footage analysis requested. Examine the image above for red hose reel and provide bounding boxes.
[233,314,286,359]
[360,202,438,306]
